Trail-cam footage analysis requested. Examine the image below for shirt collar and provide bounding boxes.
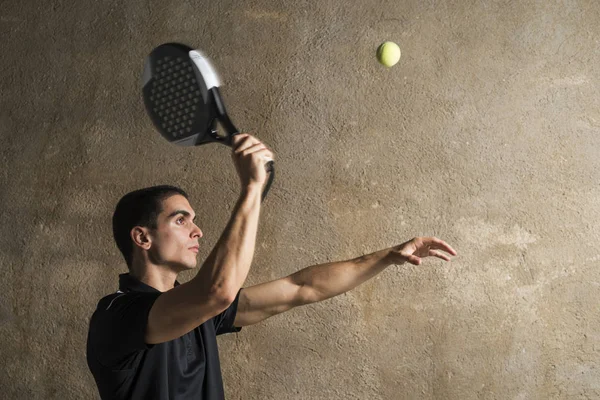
[118,273,181,293]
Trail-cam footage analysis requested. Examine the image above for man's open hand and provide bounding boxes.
[386,237,457,266]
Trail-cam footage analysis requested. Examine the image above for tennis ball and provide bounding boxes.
[377,41,401,67]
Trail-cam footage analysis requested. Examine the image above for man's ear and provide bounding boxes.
[131,226,152,250]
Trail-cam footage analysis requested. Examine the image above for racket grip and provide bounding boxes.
[261,161,275,202]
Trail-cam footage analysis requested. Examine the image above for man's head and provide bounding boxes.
[112,185,203,272]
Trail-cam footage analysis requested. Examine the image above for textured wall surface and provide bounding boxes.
[1,0,599,399]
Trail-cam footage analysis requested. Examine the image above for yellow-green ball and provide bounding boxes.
[377,41,401,67]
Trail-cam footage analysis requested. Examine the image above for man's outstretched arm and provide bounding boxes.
[233,237,457,328]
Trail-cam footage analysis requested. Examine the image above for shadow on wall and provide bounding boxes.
[0,180,168,398]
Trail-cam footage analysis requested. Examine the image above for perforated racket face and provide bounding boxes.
[142,43,219,146]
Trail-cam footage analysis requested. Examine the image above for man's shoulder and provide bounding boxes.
[94,291,127,313]
[93,291,160,315]
[88,291,160,341]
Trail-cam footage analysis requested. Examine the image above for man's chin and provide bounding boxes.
[180,261,197,271]
[167,261,197,273]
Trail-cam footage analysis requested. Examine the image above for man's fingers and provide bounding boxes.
[233,134,260,153]
[240,142,267,156]
[407,255,421,265]
[424,237,457,256]
[429,250,451,261]
[235,137,274,161]
[232,133,249,146]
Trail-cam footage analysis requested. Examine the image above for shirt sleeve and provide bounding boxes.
[213,288,243,336]
[90,292,161,369]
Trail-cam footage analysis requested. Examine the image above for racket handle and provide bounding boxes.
[211,87,274,201]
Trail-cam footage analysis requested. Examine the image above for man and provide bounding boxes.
[86,134,457,399]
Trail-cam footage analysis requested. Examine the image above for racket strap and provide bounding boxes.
[261,162,275,202]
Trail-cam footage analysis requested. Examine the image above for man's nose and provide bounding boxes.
[192,226,203,238]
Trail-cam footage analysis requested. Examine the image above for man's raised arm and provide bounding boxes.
[146,134,273,344]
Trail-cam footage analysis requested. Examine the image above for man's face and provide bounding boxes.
[143,194,203,271]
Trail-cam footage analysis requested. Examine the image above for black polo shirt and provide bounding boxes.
[86,273,242,400]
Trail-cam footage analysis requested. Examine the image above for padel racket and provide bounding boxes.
[142,42,275,201]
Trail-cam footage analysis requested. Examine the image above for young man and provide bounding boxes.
[86,134,457,400]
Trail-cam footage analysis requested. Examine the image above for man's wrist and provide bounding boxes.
[240,184,263,198]
[374,247,395,267]
[357,248,394,268]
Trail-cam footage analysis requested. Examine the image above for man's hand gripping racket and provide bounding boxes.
[141,43,275,201]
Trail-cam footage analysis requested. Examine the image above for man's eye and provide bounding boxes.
[177,217,185,224]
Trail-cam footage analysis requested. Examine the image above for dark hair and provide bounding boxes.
[112,185,189,269]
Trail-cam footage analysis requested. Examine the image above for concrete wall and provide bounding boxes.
[1,0,599,398]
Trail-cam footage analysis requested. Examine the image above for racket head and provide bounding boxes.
[142,43,229,146]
